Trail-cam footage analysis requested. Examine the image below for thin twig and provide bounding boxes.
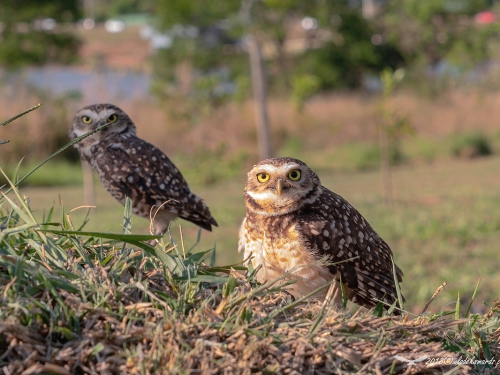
[421,281,449,314]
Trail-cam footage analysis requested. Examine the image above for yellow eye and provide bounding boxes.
[107,114,118,123]
[288,169,301,181]
[257,173,270,183]
[82,116,92,124]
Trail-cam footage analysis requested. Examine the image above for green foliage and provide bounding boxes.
[148,0,500,104]
[450,131,492,158]
[291,74,321,110]
[97,0,155,19]
[295,12,404,91]
[377,69,413,205]
[0,0,81,68]
[156,0,241,29]
[382,0,500,69]
[150,0,405,111]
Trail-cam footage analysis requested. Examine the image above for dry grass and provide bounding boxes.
[0,187,496,374]
[0,285,479,375]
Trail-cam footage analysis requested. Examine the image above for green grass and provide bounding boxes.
[290,130,499,173]
[0,160,83,187]
[4,129,498,189]
[1,180,500,374]
[3,108,500,373]
[14,155,500,317]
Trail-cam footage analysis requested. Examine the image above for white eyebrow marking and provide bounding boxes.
[251,163,303,176]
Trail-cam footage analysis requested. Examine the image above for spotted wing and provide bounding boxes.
[92,137,217,231]
[297,187,404,310]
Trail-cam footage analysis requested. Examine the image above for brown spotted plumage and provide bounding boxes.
[239,157,404,310]
[70,103,217,234]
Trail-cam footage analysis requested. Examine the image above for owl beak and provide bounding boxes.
[276,179,283,196]
[96,121,107,131]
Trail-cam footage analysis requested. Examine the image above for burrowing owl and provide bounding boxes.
[239,157,404,310]
[69,103,217,234]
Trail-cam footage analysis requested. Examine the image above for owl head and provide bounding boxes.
[69,104,137,155]
[244,157,322,216]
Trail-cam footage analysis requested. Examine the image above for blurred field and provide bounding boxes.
[14,154,500,315]
[3,60,500,317]
[4,88,500,165]
[77,25,150,71]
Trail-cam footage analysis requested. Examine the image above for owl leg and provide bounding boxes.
[150,209,178,236]
[328,279,346,308]
[146,220,170,247]
[153,220,170,236]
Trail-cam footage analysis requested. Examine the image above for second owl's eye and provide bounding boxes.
[82,116,92,124]
[288,169,301,181]
[257,173,270,183]
[107,114,118,123]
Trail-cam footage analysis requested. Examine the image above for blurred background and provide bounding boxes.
[2,0,500,313]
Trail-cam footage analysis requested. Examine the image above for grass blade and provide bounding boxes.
[1,193,35,225]
[0,104,41,127]
[391,256,404,312]
[465,278,481,318]
[10,158,25,184]
[3,123,111,193]
[42,230,161,242]
[455,292,461,320]
[123,197,133,234]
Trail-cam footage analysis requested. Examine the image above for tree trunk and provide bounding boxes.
[379,125,393,206]
[248,36,272,160]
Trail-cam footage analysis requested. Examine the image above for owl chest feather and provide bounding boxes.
[239,213,333,297]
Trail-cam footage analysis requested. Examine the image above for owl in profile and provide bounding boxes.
[69,103,217,235]
[239,157,404,310]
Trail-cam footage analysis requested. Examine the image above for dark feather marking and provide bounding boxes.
[297,188,404,310]
[79,125,217,231]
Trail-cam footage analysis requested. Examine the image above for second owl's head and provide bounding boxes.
[70,103,137,145]
[244,157,322,216]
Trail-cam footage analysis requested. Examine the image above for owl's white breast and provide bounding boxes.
[238,217,334,298]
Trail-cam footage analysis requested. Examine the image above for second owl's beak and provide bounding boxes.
[276,179,283,196]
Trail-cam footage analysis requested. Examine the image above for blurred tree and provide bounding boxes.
[294,10,403,92]
[0,0,81,68]
[381,0,499,68]
[92,0,156,21]
[377,68,414,206]
[106,0,154,16]
[152,0,402,98]
[151,0,405,159]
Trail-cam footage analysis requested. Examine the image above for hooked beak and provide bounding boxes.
[276,179,283,196]
[96,120,110,132]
